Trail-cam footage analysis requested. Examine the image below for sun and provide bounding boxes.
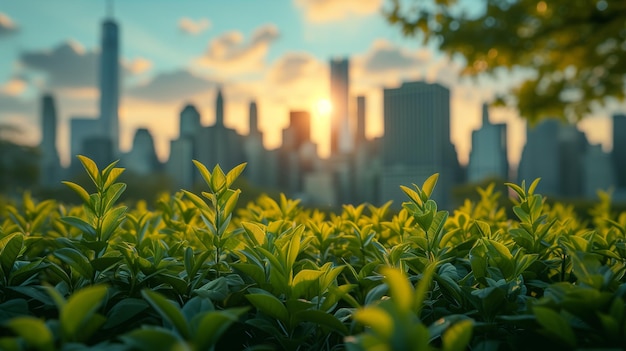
[316,99,332,116]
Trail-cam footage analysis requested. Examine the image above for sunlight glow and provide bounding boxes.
[316,99,332,116]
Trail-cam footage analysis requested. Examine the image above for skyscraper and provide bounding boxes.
[517,119,560,195]
[39,94,61,187]
[467,103,508,182]
[180,104,201,138]
[613,114,626,188]
[215,87,224,127]
[99,16,120,156]
[380,81,458,208]
[124,128,159,175]
[355,95,366,145]
[330,58,351,155]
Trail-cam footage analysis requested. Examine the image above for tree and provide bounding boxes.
[385,0,626,123]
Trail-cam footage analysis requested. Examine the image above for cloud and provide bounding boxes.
[0,93,33,115]
[295,0,383,22]
[178,17,211,35]
[196,24,279,73]
[19,41,153,94]
[358,39,431,74]
[0,77,28,96]
[268,52,325,85]
[125,57,152,75]
[0,12,18,37]
[127,69,215,103]
[20,41,98,89]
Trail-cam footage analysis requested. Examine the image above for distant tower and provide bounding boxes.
[467,103,509,182]
[518,119,560,195]
[249,101,259,134]
[39,94,61,187]
[244,100,265,186]
[355,95,366,146]
[215,87,224,127]
[613,114,626,188]
[330,58,351,155]
[124,128,159,175]
[180,104,201,138]
[99,6,120,156]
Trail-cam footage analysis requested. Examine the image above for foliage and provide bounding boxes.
[1,156,625,350]
[384,0,626,123]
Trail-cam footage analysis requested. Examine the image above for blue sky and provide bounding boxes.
[0,0,613,167]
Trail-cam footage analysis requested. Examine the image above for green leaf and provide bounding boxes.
[0,233,23,278]
[194,308,248,351]
[291,269,324,299]
[400,185,423,206]
[242,221,266,247]
[53,247,94,280]
[413,262,436,314]
[121,328,185,351]
[422,173,439,199]
[296,309,349,335]
[192,160,212,186]
[62,181,91,204]
[352,306,394,339]
[533,306,576,348]
[61,216,97,238]
[6,317,54,351]
[225,162,247,188]
[103,167,125,190]
[528,178,541,195]
[102,183,127,212]
[103,298,149,330]
[141,289,190,339]
[381,267,412,312]
[100,206,127,241]
[211,164,226,193]
[246,293,289,323]
[60,285,108,342]
[77,155,101,187]
[442,319,473,351]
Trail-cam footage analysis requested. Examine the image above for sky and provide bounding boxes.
[0,0,617,168]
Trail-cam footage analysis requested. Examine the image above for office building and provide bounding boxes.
[39,94,61,187]
[330,58,351,155]
[467,103,508,182]
[613,114,626,188]
[98,16,120,157]
[380,81,458,208]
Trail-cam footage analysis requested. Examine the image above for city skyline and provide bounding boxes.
[0,0,621,168]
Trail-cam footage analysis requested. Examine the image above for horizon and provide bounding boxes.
[0,0,619,168]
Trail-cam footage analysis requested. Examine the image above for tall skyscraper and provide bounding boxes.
[517,119,560,195]
[244,100,266,186]
[613,114,626,188]
[380,81,458,208]
[98,15,120,156]
[39,94,61,187]
[355,95,366,145]
[330,58,351,155]
[467,103,508,182]
[215,87,224,127]
[249,101,259,135]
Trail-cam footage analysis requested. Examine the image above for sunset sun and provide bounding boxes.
[316,99,332,116]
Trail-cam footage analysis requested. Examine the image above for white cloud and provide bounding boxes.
[196,24,280,74]
[0,12,18,37]
[127,69,216,103]
[295,0,383,22]
[178,17,211,35]
[20,41,98,89]
[125,57,153,75]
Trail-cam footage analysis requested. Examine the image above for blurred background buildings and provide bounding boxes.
[5,13,626,209]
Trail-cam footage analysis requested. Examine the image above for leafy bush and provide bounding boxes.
[1,156,625,350]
